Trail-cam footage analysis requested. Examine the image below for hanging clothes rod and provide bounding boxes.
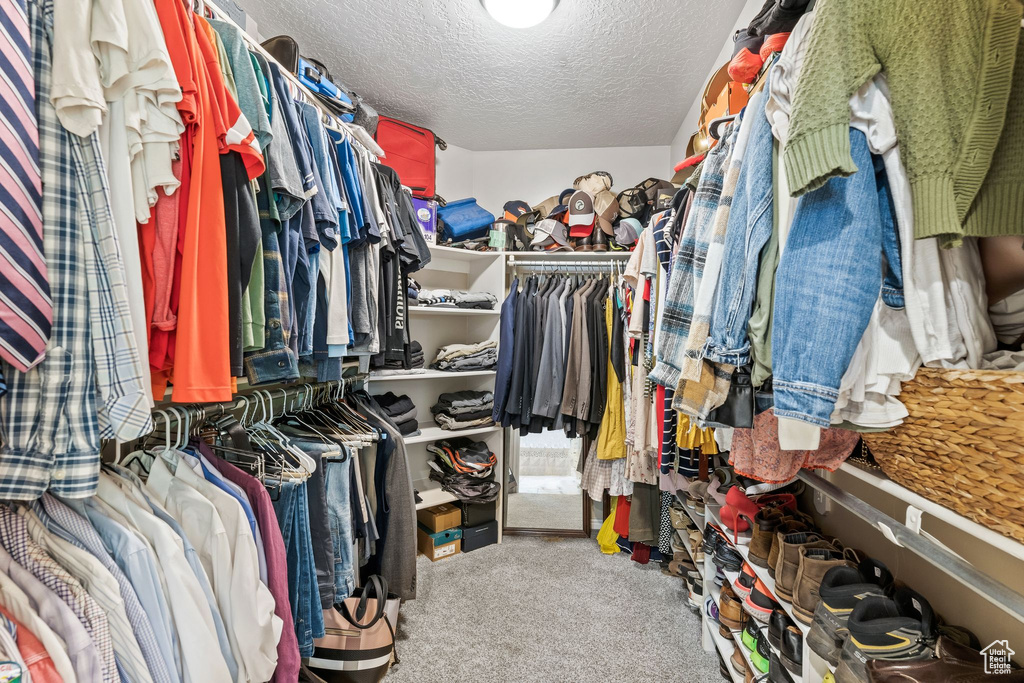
[202,3,384,158]
[508,259,626,271]
[150,375,368,428]
[797,469,1024,624]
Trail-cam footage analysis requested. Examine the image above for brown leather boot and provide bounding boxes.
[749,508,786,568]
[767,520,811,580]
[774,532,834,603]
[793,547,858,624]
[719,583,747,632]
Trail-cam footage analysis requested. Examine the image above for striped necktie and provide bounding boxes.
[0,0,48,372]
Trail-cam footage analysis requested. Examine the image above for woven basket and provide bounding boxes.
[862,367,1024,544]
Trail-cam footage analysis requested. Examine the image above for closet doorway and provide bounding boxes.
[504,430,589,535]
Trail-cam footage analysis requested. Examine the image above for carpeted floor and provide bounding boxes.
[506,492,584,529]
[386,536,722,682]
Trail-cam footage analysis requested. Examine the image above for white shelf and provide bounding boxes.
[505,250,632,259]
[368,369,496,382]
[404,423,502,445]
[707,504,810,636]
[705,618,743,683]
[428,244,503,260]
[414,482,459,511]
[408,306,500,317]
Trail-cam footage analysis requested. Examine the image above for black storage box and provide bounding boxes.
[457,500,496,527]
[460,520,498,553]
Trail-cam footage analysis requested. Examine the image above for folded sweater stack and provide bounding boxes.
[416,289,498,310]
[431,340,498,372]
[374,392,420,437]
[430,390,495,430]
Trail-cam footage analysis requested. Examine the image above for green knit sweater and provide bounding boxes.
[783,0,1024,247]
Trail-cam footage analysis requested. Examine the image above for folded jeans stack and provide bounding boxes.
[431,341,498,372]
[431,390,495,430]
[373,392,420,437]
[416,289,498,310]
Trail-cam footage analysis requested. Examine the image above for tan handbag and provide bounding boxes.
[307,576,401,683]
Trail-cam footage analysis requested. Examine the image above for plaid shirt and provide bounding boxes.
[0,0,101,500]
[0,504,116,681]
[649,128,733,391]
[35,495,176,683]
[69,134,154,441]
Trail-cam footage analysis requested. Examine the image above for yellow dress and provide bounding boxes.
[596,291,627,460]
[676,413,718,454]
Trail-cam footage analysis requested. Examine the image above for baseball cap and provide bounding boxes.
[567,190,595,237]
[548,204,569,223]
[529,218,571,251]
[558,188,575,205]
[503,200,531,222]
[614,218,642,247]
[594,190,620,236]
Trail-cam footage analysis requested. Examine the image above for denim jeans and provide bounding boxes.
[324,451,356,603]
[704,83,775,368]
[272,479,325,657]
[291,438,338,609]
[772,128,903,427]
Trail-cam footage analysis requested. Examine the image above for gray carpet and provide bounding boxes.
[386,536,722,682]
[506,492,584,529]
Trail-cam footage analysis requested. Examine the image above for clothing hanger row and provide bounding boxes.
[197,0,383,158]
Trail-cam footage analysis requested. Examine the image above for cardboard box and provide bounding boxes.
[417,524,462,546]
[417,527,460,561]
[412,197,437,244]
[461,520,498,553]
[417,503,462,533]
[456,500,496,527]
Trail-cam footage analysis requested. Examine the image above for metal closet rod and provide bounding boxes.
[509,260,624,270]
[797,469,1024,624]
[149,375,368,426]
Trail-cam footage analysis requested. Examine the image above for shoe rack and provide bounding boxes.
[678,461,1024,683]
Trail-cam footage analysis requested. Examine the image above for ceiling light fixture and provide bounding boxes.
[480,0,559,29]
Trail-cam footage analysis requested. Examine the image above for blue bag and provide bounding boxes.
[437,198,495,242]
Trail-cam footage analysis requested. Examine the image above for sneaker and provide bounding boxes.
[835,588,936,683]
[733,563,757,600]
[807,559,893,666]
[742,620,759,652]
[705,594,720,623]
[744,578,779,624]
[687,573,704,610]
[703,523,726,555]
[751,629,771,674]
[865,635,1024,682]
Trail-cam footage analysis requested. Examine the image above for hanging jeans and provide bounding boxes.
[324,452,356,603]
[771,128,903,428]
[292,439,339,609]
[272,479,326,657]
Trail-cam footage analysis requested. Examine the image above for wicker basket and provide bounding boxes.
[862,367,1024,544]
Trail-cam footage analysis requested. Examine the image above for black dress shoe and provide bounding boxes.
[592,227,609,251]
[781,625,803,675]
[714,544,743,572]
[575,228,595,251]
[768,650,794,683]
[768,607,795,650]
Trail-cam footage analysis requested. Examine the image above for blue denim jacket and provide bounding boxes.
[772,128,903,427]
[703,84,776,368]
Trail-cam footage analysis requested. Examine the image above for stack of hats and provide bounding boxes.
[430,390,495,431]
[431,341,498,372]
[507,171,668,253]
[373,392,420,437]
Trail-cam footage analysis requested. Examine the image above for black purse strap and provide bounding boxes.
[339,575,388,630]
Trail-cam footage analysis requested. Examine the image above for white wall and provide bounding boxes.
[436,145,672,217]
[669,0,767,167]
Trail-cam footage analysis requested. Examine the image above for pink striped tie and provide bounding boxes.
[0,0,50,372]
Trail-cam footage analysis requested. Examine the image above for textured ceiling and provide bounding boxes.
[238,0,746,151]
